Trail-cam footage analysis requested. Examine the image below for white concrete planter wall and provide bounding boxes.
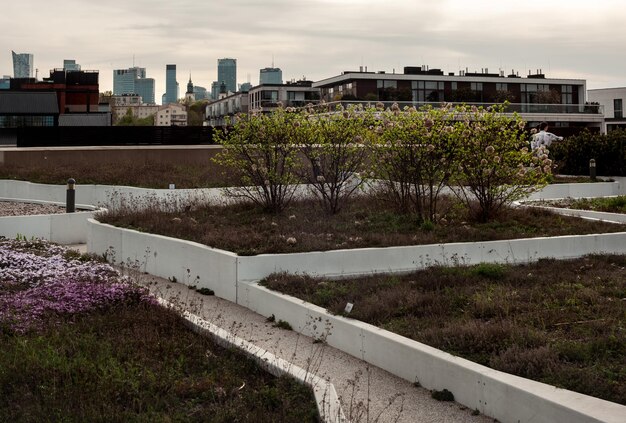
[0,180,226,210]
[87,219,239,302]
[1,179,622,209]
[236,232,626,282]
[525,181,619,200]
[0,198,97,244]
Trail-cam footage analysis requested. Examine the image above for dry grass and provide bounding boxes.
[98,194,625,255]
[261,255,626,404]
[0,302,319,422]
[0,162,234,189]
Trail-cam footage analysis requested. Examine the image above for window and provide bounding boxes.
[411,81,444,102]
[615,99,623,119]
[470,82,483,91]
[496,83,508,91]
[561,85,573,104]
[261,90,278,101]
[377,80,397,89]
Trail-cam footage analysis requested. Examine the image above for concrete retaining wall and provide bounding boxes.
[87,219,239,302]
[0,198,96,244]
[0,180,225,210]
[525,181,619,200]
[237,232,626,282]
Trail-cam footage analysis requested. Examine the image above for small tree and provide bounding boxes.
[370,103,459,223]
[299,104,370,214]
[452,105,550,222]
[213,107,302,213]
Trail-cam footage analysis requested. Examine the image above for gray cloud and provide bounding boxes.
[2,0,624,100]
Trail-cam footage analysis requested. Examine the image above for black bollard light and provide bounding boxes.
[589,159,596,181]
[66,178,76,213]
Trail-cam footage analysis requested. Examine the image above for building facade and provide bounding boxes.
[165,64,178,104]
[12,51,34,78]
[135,78,155,104]
[588,87,626,133]
[193,85,207,100]
[112,67,155,104]
[206,80,319,126]
[156,103,187,126]
[260,67,283,85]
[217,58,237,94]
[312,66,603,135]
[10,68,100,114]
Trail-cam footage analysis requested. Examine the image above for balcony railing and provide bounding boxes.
[321,101,603,115]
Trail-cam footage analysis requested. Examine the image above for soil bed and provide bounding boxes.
[97,195,626,255]
[261,255,626,405]
[0,201,66,216]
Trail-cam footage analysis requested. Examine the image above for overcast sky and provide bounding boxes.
[2,0,625,102]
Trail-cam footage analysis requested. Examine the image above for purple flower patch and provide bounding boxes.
[0,238,154,334]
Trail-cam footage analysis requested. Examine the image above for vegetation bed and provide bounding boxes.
[261,255,626,404]
[0,238,318,422]
[97,195,625,255]
[0,162,231,189]
[539,196,626,214]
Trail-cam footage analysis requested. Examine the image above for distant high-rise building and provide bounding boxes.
[260,67,282,85]
[113,67,154,104]
[135,78,155,104]
[240,82,252,93]
[193,85,207,100]
[12,51,34,78]
[211,81,220,100]
[165,64,178,104]
[63,59,81,71]
[217,58,237,94]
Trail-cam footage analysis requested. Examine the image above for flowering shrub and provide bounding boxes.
[0,238,153,334]
[370,103,460,222]
[213,106,303,213]
[299,104,370,214]
[452,104,550,222]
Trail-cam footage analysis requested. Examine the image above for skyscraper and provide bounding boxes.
[113,67,155,104]
[12,51,34,78]
[260,67,282,85]
[135,78,155,104]
[63,59,81,71]
[165,64,178,104]
[217,58,237,94]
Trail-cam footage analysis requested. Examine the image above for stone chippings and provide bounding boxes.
[0,201,66,217]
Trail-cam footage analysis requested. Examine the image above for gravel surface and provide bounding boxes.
[0,201,66,217]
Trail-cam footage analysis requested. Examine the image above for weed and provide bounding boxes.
[273,320,293,331]
[196,287,214,296]
[469,263,506,279]
[431,389,455,402]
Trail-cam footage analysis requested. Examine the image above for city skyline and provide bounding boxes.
[2,0,625,103]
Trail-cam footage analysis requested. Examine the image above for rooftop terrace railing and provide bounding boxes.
[321,101,603,115]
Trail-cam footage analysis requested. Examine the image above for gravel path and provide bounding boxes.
[0,201,66,217]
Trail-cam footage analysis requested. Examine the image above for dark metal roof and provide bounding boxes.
[59,113,111,126]
[0,91,59,114]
